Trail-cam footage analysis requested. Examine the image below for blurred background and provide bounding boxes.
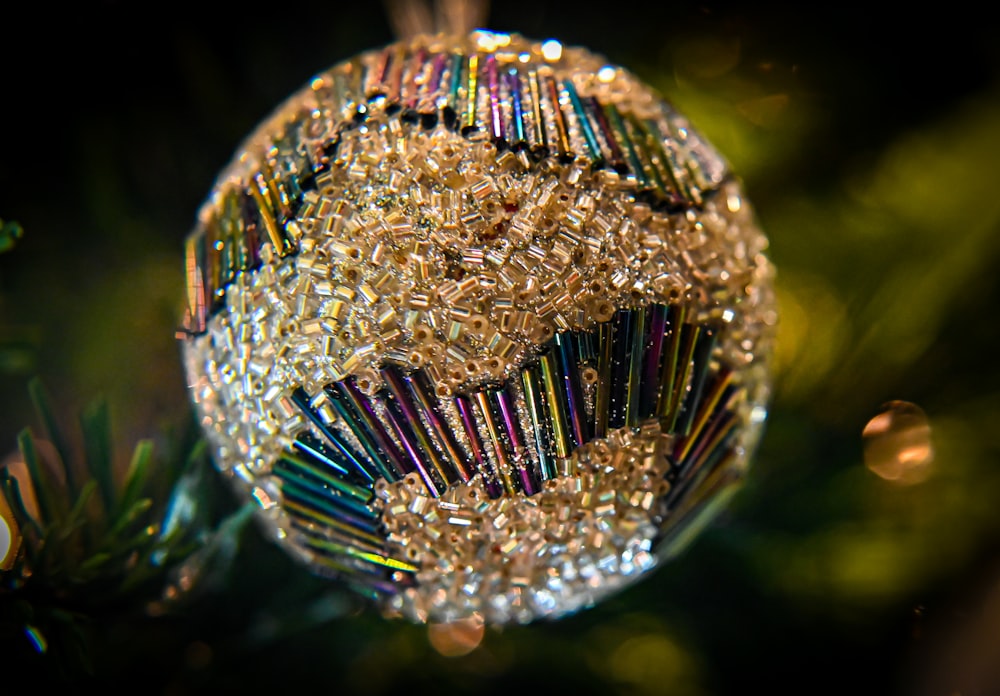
[2,1,1000,693]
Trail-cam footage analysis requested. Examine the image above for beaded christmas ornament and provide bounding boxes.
[180,29,776,624]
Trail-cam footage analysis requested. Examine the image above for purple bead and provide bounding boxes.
[485,54,505,143]
[455,394,503,499]
[380,398,443,497]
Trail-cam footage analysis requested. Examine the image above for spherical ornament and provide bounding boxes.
[180,30,776,624]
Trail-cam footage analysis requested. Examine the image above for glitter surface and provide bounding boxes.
[181,31,776,623]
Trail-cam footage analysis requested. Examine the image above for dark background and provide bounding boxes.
[2,2,1000,693]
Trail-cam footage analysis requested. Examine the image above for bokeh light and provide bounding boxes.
[863,401,934,485]
[0,494,17,570]
[427,614,486,657]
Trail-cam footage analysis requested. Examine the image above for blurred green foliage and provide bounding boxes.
[0,379,254,677]
[1,2,999,694]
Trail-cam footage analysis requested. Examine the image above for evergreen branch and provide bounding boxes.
[28,378,79,496]
[115,440,153,524]
[79,399,114,521]
[1,379,249,677]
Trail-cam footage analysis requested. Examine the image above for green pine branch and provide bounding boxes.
[0,378,253,677]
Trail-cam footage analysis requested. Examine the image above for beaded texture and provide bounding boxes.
[181,31,776,624]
